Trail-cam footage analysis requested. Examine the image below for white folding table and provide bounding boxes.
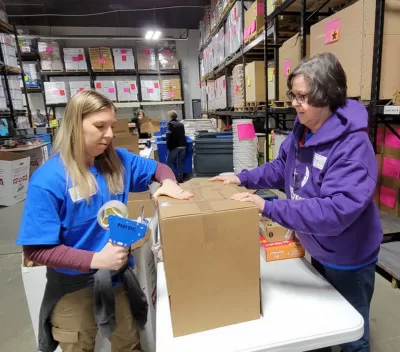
[156,257,364,352]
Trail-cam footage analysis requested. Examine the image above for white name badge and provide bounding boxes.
[313,153,327,170]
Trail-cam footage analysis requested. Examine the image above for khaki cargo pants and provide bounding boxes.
[51,285,142,352]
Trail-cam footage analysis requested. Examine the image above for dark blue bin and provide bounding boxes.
[156,136,193,174]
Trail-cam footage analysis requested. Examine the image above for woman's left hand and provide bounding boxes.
[153,179,194,201]
[231,192,265,213]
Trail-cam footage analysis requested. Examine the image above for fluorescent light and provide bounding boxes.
[153,31,162,40]
[145,30,154,40]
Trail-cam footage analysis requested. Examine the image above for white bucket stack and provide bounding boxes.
[233,119,258,173]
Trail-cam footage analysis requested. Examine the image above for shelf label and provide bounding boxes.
[325,19,340,44]
[284,60,291,77]
[384,106,400,115]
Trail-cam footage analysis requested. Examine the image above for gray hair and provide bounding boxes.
[287,52,347,111]
[168,110,178,119]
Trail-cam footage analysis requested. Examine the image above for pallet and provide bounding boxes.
[234,107,244,112]
[6,66,22,74]
[377,242,400,289]
[92,69,115,72]
[40,69,64,73]
[65,70,89,73]
[244,101,267,112]
[271,100,292,108]
[393,90,400,106]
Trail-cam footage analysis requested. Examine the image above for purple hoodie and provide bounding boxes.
[237,99,383,267]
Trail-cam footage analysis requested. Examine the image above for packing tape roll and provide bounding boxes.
[97,200,129,230]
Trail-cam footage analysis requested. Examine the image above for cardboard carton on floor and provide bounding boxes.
[0,151,30,206]
[22,145,49,176]
[260,236,305,262]
[158,178,260,337]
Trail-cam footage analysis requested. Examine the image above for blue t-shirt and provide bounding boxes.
[16,148,157,275]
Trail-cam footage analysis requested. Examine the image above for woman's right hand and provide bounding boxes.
[209,175,241,185]
[91,242,129,270]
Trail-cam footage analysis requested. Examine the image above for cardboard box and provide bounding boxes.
[140,117,161,134]
[158,42,179,71]
[0,151,30,206]
[279,33,310,101]
[141,79,161,101]
[260,236,305,262]
[310,0,400,100]
[376,123,385,154]
[137,46,158,71]
[89,47,114,72]
[379,182,400,216]
[128,191,152,201]
[113,135,139,154]
[158,178,260,337]
[245,61,266,103]
[127,198,156,219]
[63,48,88,71]
[376,153,383,183]
[259,218,292,242]
[112,48,135,71]
[44,81,68,104]
[95,80,117,101]
[21,145,49,176]
[244,0,264,43]
[69,81,91,96]
[383,124,400,158]
[116,80,138,102]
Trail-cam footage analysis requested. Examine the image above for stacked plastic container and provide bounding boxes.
[233,119,258,173]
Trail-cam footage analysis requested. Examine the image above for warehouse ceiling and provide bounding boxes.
[4,0,208,29]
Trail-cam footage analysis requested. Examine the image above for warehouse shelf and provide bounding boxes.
[138,71,180,76]
[40,71,91,77]
[141,101,184,106]
[114,102,140,109]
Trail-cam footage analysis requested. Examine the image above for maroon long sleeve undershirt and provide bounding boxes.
[23,162,175,272]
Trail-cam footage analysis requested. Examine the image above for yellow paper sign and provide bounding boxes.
[247,77,251,87]
[268,68,274,82]
[50,119,58,127]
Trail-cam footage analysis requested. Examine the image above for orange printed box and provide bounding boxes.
[259,236,305,262]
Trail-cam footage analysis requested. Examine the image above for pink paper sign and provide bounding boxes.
[78,54,84,60]
[385,126,400,148]
[233,24,237,35]
[130,83,136,89]
[168,92,175,98]
[121,49,127,54]
[144,49,151,55]
[123,88,130,93]
[244,27,249,40]
[72,56,79,62]
[325,19,340,44]
[46,47,52,53]
[234,7,237,20]
[237,123,256,140]
[164,50,171,56]
[98,58,105,64]
[147,88,154,94]
[257,2,264,15]
[383,157,400,178]
[380,186,397,208]
[250,20,256,33]
[284,60,291,76]
[109,88,115,93]
[376,127,384,146]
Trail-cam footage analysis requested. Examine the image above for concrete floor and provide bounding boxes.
[1,202,400,352]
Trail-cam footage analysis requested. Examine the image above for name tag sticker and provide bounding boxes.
[313,153,327,170]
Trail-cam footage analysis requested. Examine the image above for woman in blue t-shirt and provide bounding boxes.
[17,90,193,352]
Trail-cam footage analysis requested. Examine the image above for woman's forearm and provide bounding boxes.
[23,245,94,273]
[154,162,176,182]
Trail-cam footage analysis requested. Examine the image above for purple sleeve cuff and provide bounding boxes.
[236,172,247,187]
[262,200,273,219]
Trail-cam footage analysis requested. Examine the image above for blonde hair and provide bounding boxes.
[52,90,124,202]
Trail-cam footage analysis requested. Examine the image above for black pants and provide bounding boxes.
[167,147,186,182]
[309,258,376,352]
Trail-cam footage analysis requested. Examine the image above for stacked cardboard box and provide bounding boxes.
[113,119,139,154]
[116,81,138,102]
[22,63,40,88]
[141,79,161,101]
[89,47,114,72]
[245,61,269,103]
[95,80,117,101]
[199,6,211,49]
[224,1,244,57]
[379,125,400,216]
[207,80,216,111]
[259,217,305,261]
[69,81,91,97]
[158,42,179,71]
[44,81,68,105]
[19,38,34,53]
[63,48,88,72]
[213,75,233,110]
[137,45,157,71]
[161,78,182,101]
[244,0,264,43]
[310,0,400,100]
[7,76,23,110]
[0,34,18,69]
[215,27,225,68]
[112,48,135,71]
[278,33,310,101]
[38,41,63,71]
[232,64,244,110]
[158,178,260,337]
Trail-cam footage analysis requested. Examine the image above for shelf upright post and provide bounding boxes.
[264,0,269,162]
[369,0,385,152]
[300,0,307,58]
[241,0,246,110]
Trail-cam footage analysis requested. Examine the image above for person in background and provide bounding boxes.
[130,108,151,139]
[166,110,188,183]
[211,53,382,352]
[35,109,48,127]
[16,90,193,352]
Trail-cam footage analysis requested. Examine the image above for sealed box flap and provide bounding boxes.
[158,178,257,219]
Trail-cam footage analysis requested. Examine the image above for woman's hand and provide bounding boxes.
[153,179,194,200]
[91,242,129,270]
[231,192,265,213]
[209,175,241,185]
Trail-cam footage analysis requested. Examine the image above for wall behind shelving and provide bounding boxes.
[20,26,200,120]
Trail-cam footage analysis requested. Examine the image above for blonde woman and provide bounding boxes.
[16,90,193,352]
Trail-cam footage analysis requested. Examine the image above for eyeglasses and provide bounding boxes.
[286,91,308,104]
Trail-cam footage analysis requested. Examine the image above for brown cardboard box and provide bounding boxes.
[376,124,385,154]
[244,0,264,42]
[140,117,161,134]
[127,198,156,219]
[379,181,400,216]
[260,236,305,262]
[158,178,260,337]
[129,191,152,201]
[383,124,400,158]
[278,33,310,101]
[113,134,139,154]
[310,0,400,100]
[259,218,291,242]
[245,61,266,103]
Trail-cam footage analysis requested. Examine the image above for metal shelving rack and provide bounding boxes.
[17,38,187,125]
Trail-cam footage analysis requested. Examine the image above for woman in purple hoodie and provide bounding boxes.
[211,53,382,352]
